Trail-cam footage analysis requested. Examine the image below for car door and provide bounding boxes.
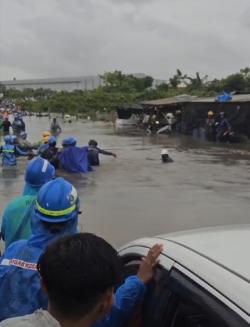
[119,247,249,327]
[163,265,250,327]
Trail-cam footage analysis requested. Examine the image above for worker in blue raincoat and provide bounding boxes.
[0,135,27,167]
[12,116,25,136]
[0,178,79,321]
[0,178,161,326]
[215,112,231,142]
[59,137,91,173]
[0,158,55,248]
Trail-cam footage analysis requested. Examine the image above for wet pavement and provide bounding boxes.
[1,116,250,247]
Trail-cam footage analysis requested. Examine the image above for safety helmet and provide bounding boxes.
[42,131,51,144]
[62,137,77,147]
[88,139,98,147]
[11,135,17,143]
[208,111,214,116]
[161,149,169,155]
[25,158,55,187]
[42,131,51,137]
[34,177,79,223]
[20,131,27,139]
[4,135,12,144]
[48,136,57,146]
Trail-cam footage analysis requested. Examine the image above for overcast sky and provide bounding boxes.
[0,0,250,81]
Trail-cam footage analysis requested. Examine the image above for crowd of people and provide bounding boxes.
[140,107,237,143]
[0,157,163,326]
[0,116,117,173]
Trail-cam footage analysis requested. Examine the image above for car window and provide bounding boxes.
[122,256,174,327]
[168,268,249,327]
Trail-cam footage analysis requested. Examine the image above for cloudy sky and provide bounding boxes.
[0,0,250,81]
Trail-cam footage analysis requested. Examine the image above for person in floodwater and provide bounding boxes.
[161,149,173,163]
[88,139,116,166]
[12,116,25,136]
[0,135,27,167]
[36,131,51,155]
[16,132,33,151]
[40,136,59,169]
[206,111,216,141]
[0,178,161,325]
[59,137,91,173]
[215,112,231,142]
[2,118,11,135]
[0,158,55,248]
[50,118,62,137]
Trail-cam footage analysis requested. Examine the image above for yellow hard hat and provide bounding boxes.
[42,131,51,137]
[208,111,214,116]
[43,136,50,144]
[42,131,51,143]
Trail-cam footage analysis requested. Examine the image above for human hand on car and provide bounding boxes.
[137,244,163,283]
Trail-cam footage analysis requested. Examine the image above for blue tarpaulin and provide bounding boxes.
[216,92,232,102]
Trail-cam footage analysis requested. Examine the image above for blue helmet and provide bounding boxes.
[62,137,77,147]
[20,131,27,140]
[4,135,12,144]
[48,136,57,146]
[34,177,79,223]
[25,158,55,187]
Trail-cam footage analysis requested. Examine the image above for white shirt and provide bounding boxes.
[0,310,60,327]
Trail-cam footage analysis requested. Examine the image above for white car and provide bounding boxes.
[119,225,250,326]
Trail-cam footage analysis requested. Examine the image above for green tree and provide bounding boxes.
[169,69,186,88]
[221,73,246,92]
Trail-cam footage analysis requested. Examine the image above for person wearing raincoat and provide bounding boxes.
[59,137,91,173]
[0,135,27,167]
[12,116,25,136]
[0,178,79,321]
[0,178,161,327]
[0,158,55,248]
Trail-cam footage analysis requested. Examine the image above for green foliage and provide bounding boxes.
[2,68,250,114]
[101,71,153,92]
[221,73,246,92]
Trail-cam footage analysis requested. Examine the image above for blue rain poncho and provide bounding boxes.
[93,275,145,327]
[0,144,17,166]
[59,146,91,173]
[0,213,78,321]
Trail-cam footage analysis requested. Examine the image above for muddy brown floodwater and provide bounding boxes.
[1,116,250,248]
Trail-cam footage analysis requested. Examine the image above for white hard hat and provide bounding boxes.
[161,149,169,155]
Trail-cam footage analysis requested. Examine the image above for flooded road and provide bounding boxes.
[1,117,250,247]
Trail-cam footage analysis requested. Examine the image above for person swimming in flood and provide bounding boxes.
[88,139,116,166]
[161,149,173,163]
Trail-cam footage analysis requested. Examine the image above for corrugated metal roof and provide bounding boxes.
[143,95,197,106]
[143,94,250,106]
